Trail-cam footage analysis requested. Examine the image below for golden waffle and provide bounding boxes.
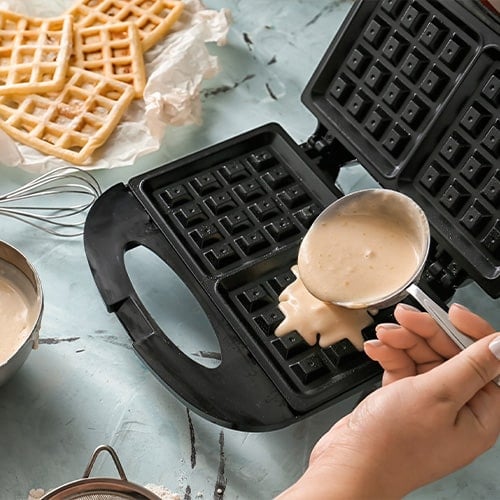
[73,22,146,97]
[0,10,73,95]
[0,66,135,164]
[68,0,185,51]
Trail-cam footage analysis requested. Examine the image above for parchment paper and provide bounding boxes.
[0,0,231,172]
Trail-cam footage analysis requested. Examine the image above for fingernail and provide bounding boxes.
[450,303,470,311]
[375,323,400,331]
[396,303,420,313]
[488,337,500,360]
[364,339,382,348]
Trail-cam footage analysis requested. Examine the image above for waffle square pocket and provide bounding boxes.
[68,0,185,51]
[0,10,73,95]
[0,66,135,164]
[73,22,146,97]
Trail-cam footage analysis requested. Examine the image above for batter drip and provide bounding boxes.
[275,266,373,350]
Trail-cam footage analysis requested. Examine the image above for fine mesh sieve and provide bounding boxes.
[40,445,161,500]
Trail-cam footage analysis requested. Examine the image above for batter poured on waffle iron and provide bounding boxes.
[274,265,373,350]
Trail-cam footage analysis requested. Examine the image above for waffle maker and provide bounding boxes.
[84,0,500,432]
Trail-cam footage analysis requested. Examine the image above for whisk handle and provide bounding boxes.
[84,183,295,431]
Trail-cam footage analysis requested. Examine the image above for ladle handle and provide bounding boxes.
[406,284,473,350]
[406,284,500,387]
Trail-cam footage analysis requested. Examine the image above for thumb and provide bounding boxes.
[419,333,500,407]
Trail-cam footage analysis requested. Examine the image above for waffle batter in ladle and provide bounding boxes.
[298,189,428,309]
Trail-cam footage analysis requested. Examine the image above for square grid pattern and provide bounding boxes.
[221,266,384,408]
[68,0,184,51]
[327,0,477,172]
[152,148,323,275]
[72,21,146,97]
[417,62,500,263]
[0,11,72,94]
[0,66,135,164]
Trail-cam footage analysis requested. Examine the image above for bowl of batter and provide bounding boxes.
[0,241,43,386]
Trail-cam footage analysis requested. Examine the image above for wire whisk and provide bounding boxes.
[0,166,102,237]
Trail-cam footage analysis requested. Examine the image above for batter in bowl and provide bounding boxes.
[0,260,38,364]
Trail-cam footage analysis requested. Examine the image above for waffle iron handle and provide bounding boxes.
[84,184,294,431]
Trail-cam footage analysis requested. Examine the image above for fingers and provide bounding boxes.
[448,303,495,340]
[418,333,500,409]
[394,303,461,359]
[375,323,444,367]
[367,321,446,384]
[364,339,416,385]
[368,302,497,389]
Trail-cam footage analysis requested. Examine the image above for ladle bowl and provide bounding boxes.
[298,189,430,310]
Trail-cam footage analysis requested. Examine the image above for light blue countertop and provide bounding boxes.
[0,1,498,499]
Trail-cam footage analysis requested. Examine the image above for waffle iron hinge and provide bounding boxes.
[420,240,469,304]
[300,123,356,189]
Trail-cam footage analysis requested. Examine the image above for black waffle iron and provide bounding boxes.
[84,0,500,431]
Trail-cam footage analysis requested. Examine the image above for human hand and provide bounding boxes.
[276,333,500,500]
[364,303,495,385]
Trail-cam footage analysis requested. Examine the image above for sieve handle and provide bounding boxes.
[406,284,500,387]
[83,445,127,480]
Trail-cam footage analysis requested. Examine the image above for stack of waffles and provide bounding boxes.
[0,0,184,165]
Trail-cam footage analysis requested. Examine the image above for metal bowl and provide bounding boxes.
[0,241,43,386]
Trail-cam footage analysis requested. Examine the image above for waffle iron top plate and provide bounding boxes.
[303,0,499,296]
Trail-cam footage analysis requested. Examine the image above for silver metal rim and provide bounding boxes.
[40,446,162,500]
[40,477,161,499]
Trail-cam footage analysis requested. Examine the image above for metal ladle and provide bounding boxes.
[297,189,499,385]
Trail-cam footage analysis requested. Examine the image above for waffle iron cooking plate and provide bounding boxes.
[84,0,499,432]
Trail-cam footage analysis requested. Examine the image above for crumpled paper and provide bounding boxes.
[0,0,231,173]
